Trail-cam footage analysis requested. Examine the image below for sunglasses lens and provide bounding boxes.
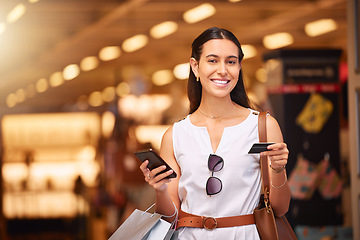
[208,154,224,172]
[206,177,222,195]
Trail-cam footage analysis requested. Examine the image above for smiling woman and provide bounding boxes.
[139,27,291,240]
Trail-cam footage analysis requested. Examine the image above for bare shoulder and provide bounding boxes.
[161,126,173,145]
[160,126,175,162]
[265,115,284,142]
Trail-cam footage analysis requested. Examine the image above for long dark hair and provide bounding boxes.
[188,27,252,114]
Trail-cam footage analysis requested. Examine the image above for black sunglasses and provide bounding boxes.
[206,154,224,196]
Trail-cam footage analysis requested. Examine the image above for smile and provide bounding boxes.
[211,79,230,86]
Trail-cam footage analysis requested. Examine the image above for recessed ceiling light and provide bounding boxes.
[122,35,148,52]
[49,72,64,87]
[99,46,121,61]
[173,63,190,80]
[80,56,99,71]
[150,21,178,39]
[242,45,257,59]
[183,3,216,24]
[88,91,103,107]
[263,32,294,49]
[305,19,338,37]
[152,70,173,86]
[36,78,48,93]
[63,64,80,80]
[7,4,26,23]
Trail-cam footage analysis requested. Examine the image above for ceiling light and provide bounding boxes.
[0,23,6,34]
[28,0,39,3]
[122,35,148,52]
[15,89,26,103]
[116,82,130,97]
[99,46,121,61]
[6,94,16,108]
[101,86,116,102]
[150,21,178,39]
[152,70,173,86]
[88,91,103,107]
[63,64,80,80]
[263,32,294,49]
[305,19,338,37]
[36,78,48,93]
[242,45,257,59]
[49,72,64,87]
[173,63,190,79]
[7,4,26,23]
[229,0,242,2]
[183,3,216,24]
[80,56,99,71]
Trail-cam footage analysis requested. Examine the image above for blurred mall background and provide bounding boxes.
[0,0,359,239]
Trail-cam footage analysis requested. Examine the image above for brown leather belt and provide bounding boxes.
[177,210,255,230]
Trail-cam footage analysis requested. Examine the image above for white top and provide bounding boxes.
[172,109,261,239]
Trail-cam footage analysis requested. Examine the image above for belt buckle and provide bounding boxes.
[203,217,217,230]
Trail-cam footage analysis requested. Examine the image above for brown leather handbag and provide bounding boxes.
[253,112,297,240]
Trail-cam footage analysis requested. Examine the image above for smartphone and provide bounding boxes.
[135,149,177,179]
[248,143,274,154]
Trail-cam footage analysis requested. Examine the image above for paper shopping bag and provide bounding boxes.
[108,209,172,240]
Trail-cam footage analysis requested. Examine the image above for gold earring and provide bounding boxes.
[196,76,199,82]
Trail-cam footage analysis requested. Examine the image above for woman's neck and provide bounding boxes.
[198,96,236,119]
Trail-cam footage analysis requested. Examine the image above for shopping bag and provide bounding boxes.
[108,204,178,240]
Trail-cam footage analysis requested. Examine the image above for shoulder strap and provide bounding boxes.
[258,112,270,194]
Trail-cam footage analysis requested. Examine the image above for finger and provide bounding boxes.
[151,165,168,176]
[268,153,288,162]
[262,147,288,157]
[139,160,149,171]
[267,143,287,151]
[152,169,174,182]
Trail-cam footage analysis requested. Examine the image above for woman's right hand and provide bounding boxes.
[139,160,174,192]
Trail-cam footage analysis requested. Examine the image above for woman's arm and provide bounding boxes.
[139,126,181,222]
[261,115,291,217]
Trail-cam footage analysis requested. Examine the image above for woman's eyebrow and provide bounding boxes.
[205,54,238,59]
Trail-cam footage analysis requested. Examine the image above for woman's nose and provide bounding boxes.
[217,62,227,75]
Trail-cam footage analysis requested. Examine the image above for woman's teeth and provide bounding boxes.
[212,79,229,85]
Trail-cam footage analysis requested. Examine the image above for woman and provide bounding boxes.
[140,27,291,239]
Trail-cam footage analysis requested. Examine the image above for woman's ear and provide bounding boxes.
[190,58,199,77]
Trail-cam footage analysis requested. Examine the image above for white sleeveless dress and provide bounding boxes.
[172,109,261,240]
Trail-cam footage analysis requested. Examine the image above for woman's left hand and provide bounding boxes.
[260,142,289,171]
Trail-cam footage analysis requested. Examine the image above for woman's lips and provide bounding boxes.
[211,79,230,87]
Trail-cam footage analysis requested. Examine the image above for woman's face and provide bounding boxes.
[191,39,241,99]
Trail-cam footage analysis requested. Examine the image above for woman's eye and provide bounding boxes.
[208,59,217,63]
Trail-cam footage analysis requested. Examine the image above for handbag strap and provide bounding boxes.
[258,112,270,195]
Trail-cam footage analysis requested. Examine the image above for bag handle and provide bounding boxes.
[258,112,270,196]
